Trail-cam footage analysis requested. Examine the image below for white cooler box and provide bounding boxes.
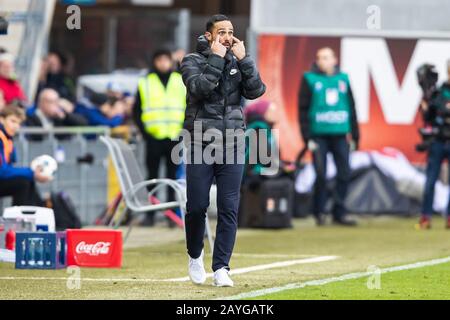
[2,206,55,232]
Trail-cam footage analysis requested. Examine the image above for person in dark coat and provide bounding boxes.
[180,14,266,287]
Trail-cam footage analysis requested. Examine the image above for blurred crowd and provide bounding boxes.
[0,46,187,137]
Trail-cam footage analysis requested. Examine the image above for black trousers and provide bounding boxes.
[185,144,244,272]
[312,135,350,220]
[422,141,450,216]
[145,136,178,182]
[0,178,43,206]
[144,136,179,223]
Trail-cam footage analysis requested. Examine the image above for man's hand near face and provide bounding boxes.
[420,100,429,112]
[231,36,246,61]
[53,107,66,120]
[59,98,74,114]
[211,35,227,58]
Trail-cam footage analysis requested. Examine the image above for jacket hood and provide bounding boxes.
[196,35,212,56]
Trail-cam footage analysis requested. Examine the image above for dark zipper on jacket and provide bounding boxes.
[223,85,228,138]
[222,65,228,134]
[193,107,200,121]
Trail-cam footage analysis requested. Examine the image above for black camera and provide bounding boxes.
[415,63,440,152]
[415,63,450,152]
[416,127,439,152]
[417,63,438,102]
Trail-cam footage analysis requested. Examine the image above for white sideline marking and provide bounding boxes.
[0,276,161,282]
[232,253,315,259]
[0,255,338,283]
[165,255,338,282]
[218,255,450,300]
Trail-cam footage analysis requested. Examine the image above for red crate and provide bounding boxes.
[66,229,122,268]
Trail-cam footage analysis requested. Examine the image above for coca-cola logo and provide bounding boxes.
[75,241,111,256]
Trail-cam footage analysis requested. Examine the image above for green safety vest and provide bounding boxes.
[138,72,186,140]
[441,85,450,100]
[433,85,450,114]
[245,120,274,175]
[304,72,352,136]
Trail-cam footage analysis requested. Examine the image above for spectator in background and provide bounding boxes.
[61,51,76,82]
[26,88,87,129]
[106,81,124,99]
[0,44,12,110]
[0,89,5,112]
[243,100,281,181]
[122,92,135,125]
[36,51,76,102]
[172,48,186,72]
[105,81,135,125]
[35,57,49,103]
[418,59,450,230]
[75,93,125,128]
[0,106,50,206]
[0,53,27,106]
[298,47,359,227]
[133,49,186,226]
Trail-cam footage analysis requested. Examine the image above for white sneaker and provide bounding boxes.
[213,267,234,287]
[188,250,206,285]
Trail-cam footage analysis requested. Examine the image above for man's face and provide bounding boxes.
[153,54,173,73]
[0,59,14,79]
[47,53,62,74]
[316,48,337,75]
[1,115,22,136]
[207,20,234,50]
[39,90,60,118]
[265,102,279,123]
[154,55,173,74]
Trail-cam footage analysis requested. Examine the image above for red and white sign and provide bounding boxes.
[66,229,122,268]
[257,35,450,163]
[76,241,111,256]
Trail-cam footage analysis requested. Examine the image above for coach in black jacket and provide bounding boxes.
[180,14,265,287]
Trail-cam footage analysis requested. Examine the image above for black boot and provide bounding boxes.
[332,216,357,226]
[314,213,326,226]
[141,212,155,226]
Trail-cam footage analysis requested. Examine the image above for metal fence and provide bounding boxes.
[1,127,191,225]
[6,127,112,225]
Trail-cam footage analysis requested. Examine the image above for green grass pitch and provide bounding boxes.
[1,216,450,300]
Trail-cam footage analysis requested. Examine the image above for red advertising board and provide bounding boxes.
[66,229,122,268]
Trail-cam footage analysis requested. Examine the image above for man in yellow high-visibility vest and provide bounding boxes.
[133,49,186,226]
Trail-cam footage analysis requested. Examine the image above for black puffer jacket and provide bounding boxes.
[181,35,266,134]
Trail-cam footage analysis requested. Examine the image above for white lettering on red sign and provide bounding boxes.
[75,241,111,256]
